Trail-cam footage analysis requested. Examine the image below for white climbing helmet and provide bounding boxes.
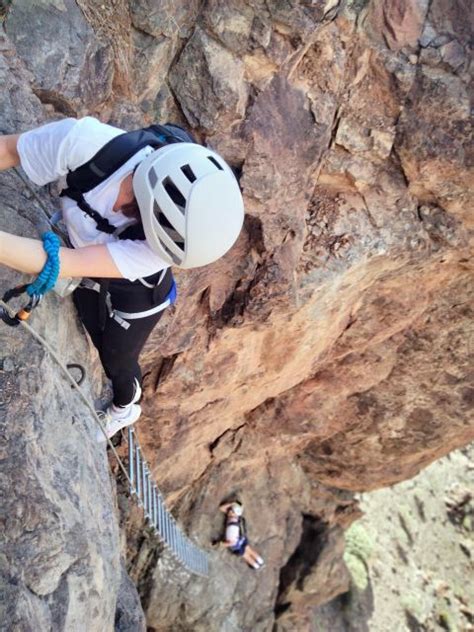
[133,143,244,269]
[230,502,243,516]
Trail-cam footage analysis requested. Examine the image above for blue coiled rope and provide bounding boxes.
[26,231,61,297]
[0,231,61,327]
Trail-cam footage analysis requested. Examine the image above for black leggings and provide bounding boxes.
[73,287,164,406]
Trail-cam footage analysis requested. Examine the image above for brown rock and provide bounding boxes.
[365,0,430,51]
[395,66,472,225]
[129,0,202,104]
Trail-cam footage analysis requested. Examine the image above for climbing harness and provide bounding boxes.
[229,535,249,557]
[0,298,209,577]
[53,275,82,298]
[0,231,60,327]
[79,271,177,331]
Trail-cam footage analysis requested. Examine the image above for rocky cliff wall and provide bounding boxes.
[0,1,472,630]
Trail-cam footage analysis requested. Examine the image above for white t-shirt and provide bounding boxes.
[225,523,240,545]
[17,117,170,281]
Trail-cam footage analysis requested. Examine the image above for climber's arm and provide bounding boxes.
[0,231,123,278]
[0,134,21,170]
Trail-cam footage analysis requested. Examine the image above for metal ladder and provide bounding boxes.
[127,427,208,577]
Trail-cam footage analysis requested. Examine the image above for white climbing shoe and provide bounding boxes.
[96,379,142,442]
[96,403,142,442]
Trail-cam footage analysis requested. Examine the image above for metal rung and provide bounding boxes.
[142,460,148,514]
[146,468,152,521]
[152,487,157,527]
[164,507,170,545]
[157,492,164,535]
[128,427,135,493]
[148,483,153,524]
[135,445,142,502]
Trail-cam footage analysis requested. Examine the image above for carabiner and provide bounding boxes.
[0,286,42,327]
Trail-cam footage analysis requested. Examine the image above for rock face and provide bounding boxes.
[0,26,145,632]
[0,0,472,630]
[5,0,113,115]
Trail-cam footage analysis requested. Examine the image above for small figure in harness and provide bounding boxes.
[218,501,264,570]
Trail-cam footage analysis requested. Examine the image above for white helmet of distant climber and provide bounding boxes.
[133,143,244,269]
[230,502,244,516]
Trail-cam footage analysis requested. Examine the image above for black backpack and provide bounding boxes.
[61,123,196,328]
[61,123,197,240]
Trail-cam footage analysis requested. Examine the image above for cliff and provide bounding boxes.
[0,1,472,630]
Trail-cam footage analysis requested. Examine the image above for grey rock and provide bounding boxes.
[202,1,261,54]
[266,0,325,38]
[0,581,53,631]
[146,83,188,126]
[0,33,43,133]
[169,27,248,131]
[420,23,437,47]
[129,0,203,106]
[131,30,175,103]
[130,0,200,39]
[115,562,147,632]
[5,0,113,115]
[0,42,144,631]
[1,357,14,372]
[440,39,467,70]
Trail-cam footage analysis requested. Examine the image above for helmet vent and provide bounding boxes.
[148,167,158,189]
[154,201,185,248]
[153,200,170,226]
[159,238,182,265]
[208,156,224,171]
[163,177,186,211]
[181,164,196,182]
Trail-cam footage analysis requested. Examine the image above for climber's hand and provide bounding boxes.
[0,134,20,171]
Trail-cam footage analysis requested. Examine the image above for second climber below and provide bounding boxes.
[0,117,244,440]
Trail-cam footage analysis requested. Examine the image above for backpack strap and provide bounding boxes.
[115,222,146,241]
[63,124,196,195]
[68,191,117,234]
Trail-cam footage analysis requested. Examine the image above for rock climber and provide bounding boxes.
[0,117,244,440]
[218,501,264,570]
